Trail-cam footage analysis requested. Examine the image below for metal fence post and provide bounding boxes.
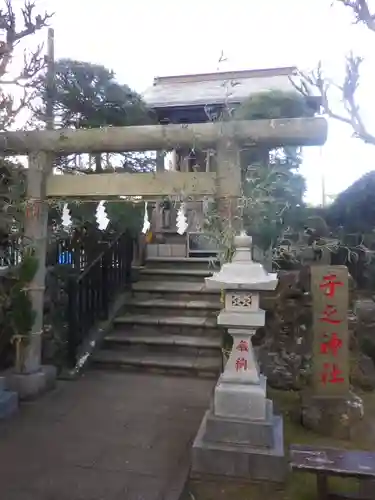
[67,275,78,368]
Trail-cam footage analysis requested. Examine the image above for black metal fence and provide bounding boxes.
[1,228,131,370]
[0,227,112,270]
[0,236,22,267]
[66,230,133,367]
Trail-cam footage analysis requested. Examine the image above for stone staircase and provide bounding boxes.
[92,255,223,378]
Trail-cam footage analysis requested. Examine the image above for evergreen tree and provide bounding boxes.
[234,90,316,249]
[38,59,157,233]
[38,58,156,174]
[325,171,375,234]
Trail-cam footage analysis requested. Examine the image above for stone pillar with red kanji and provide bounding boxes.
[300,265,364,440]
[312,266,350,394]
[191,233,288,483]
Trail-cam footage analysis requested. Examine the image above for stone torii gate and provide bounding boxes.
[1,116,327,398]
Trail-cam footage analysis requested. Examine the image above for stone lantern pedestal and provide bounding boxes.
[191,234,287,483]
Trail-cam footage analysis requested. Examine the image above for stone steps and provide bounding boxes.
[101,332,221,357]
[91,254,222,378]
[113,314,221,337]
[91,350,222,378]
[139,267,213,282]
[132,280,220,302]
[145,256,219,271]
[146,244,187,259]
[127,298,221,318]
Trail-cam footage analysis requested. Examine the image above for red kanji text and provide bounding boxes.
[320,333,343,357]
[235,358,247,371]
[319,274,344,298]
[236,340,249,352]
[321,363,345,384]
[319,304,341,325]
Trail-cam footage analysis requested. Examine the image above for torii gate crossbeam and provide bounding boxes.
[0,117,327,154]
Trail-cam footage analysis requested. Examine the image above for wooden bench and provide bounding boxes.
[290,444,375,500]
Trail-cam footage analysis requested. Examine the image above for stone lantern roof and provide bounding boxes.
[205,234,278,291]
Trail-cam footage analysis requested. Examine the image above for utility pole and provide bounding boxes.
[321,174,326,208]
[45,28,55,131]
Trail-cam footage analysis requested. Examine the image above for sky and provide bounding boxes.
[12,0,375,204]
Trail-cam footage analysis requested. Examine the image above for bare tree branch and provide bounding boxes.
[0,1,53,242]
[337,0,375,31]
[0,0,53,130]
[290,0,375,146]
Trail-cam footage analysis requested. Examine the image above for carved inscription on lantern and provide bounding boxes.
[235,339,249,372]
[311,266,349,395]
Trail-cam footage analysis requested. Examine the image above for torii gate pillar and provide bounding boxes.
[7,152,56,399]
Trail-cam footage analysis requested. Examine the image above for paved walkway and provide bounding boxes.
[0,370,214,500]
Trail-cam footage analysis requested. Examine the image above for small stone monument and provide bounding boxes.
[191,233,287,483]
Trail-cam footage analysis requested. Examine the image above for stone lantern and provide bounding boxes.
[191,233,287,483]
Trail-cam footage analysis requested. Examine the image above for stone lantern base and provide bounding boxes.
[191,398,288,483]
[215,374,268,420]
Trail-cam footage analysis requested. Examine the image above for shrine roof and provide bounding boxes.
[142,66,319,109]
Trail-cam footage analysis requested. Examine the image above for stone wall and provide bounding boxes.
[255,269,312,390]
[352,298,375,390]
[255,267,375,391]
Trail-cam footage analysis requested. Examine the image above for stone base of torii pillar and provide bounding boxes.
[191,233,287,483]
